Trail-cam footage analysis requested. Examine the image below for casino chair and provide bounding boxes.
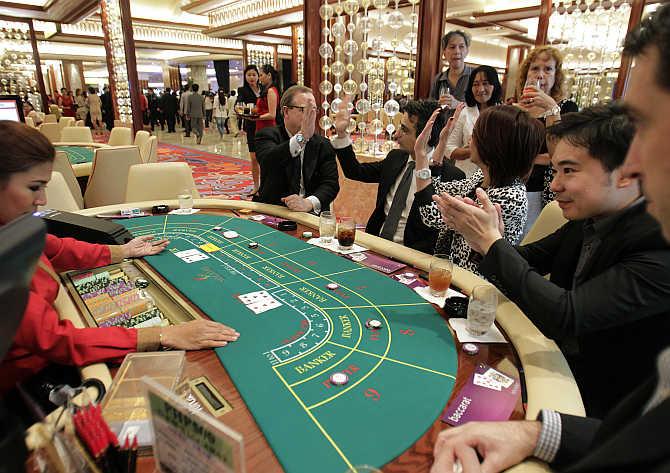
[134,130,150,149]
[49,104,61,119]
[58,117,75,130]
[84,146,142,208]
[125,162,200,202]
[38,122,61,143]
[24,116,35,128]
[53,151,84,209]
[139,136,158,163]
[521,200,567,245]
[43,114,57,124]
[75,119,85,127]
[41,171,81,212]
[107,127,132,146]
[60,126,94,144]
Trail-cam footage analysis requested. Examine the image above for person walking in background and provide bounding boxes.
[187,83,206,145]
[179,85,192,138]
[226,90,239,136]
[86,87,103,132]
[213,89,228,139]
[255,64,280,132]
[204,91,214,129]
[161,87,178,133]
[237,65,261,193]
[100,85,113,131]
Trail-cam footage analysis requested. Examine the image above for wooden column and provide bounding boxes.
[291,24,300,84]
[535,0,552,45]
[29,20,49,112]
[613,0,645,99]
[503,45,530,100]
[242,40,248,66]
[303,0,321,89]
[414,0,446,99]
[118,0,143,134]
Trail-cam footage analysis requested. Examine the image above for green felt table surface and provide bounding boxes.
[120,214,458,473]
[55,145,94,164]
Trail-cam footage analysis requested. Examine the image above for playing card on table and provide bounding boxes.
[175,249,210,263]
[473,373,502,391]
[482,368,515,389]
[247,297,282,314]
[238,290,271,305]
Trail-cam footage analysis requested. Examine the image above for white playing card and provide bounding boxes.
[482,368,515,389]
[175,249,200,258]
[183,254,209,263]
[473,373,502,391]
[238,290,271,305]
[247,297,282,314]
[175,249,209,263]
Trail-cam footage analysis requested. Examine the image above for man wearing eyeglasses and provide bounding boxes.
[254,85,339,214]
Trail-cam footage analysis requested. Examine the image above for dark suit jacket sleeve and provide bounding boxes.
[334,144,383,183]
[255,127,294,173]
[479,236,670,340]
[311,140,340,209]
[551,413,602,468]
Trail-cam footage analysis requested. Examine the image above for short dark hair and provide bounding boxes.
[464,65,502,107]
[280,85,313,110]
[402,99,439,138]
[192,83,200,92]
[472,105,544,187]
[441,30,471,50]
[0,121,54,187]
[623,4,670,92]
[547,103,634,172]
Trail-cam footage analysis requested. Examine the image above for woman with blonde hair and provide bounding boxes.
[516,45,577,233]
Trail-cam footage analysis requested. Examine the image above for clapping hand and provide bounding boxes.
[334,95,353,138]
[300,100,317,140]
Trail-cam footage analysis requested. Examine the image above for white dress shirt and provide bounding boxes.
[288,131,322,214]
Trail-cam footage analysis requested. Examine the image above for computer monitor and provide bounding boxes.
[0,214,46,360]
[0,94,25,123]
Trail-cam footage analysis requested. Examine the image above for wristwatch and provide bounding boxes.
[414,168,431,179]
[295,133,307,147]
[542,105,561,118]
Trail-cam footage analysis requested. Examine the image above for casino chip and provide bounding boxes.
[403,272,416,279]
[248,242,259,249]
[365,319,382,330]
[302,231,313,238]
[213,226,222,231]
[462,343,479,355]
[134,278,150,289]
[223,231,239,239]
[326,283,339,290]
[329,372,349,386]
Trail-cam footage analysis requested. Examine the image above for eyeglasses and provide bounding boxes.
[286,105,317,113]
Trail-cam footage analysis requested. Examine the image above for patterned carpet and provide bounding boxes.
[157,143,253,198]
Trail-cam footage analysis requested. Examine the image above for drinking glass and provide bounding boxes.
[466,285,498,336]
[177,188,194,213]
[319,211,336,244]
[337,217,356,250]
[523,77,541,96]
[428,254,453,297]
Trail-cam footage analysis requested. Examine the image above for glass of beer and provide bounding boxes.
[428,254,453,297]
[319,211,336,243]
[466,285,498,336]
[337,216,356,250]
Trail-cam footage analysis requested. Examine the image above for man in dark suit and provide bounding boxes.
[332,99,464,253]
[429,7,670,472]
[254,85,339,214]
[161,88,178,133]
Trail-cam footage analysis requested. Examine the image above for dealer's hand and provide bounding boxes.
[433,188,503,255]
[161,320,240,350]
[282,194,314,212]
[122,235,169,258]
[431,421,542,473]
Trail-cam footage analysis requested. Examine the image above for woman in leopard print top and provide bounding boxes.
[414,105,545,275]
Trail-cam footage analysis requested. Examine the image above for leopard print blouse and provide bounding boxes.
[419,169,528,276]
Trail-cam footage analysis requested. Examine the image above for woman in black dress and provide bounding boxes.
[236,65,261,193]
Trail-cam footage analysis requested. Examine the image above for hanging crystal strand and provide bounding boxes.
[382,0,401,148]
[318,0,334,131]
[369,0,388,156]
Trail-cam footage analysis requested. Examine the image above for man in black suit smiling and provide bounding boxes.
[254,85,339,214]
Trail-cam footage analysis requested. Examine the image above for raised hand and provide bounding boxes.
[334,95,353,138]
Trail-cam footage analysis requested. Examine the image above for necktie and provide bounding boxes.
[380,160,415,241]
[290,151,302,196]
